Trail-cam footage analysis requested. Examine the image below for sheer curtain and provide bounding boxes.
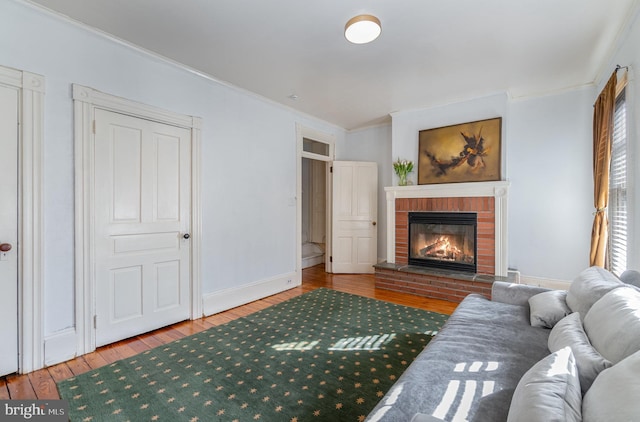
[590,72,617,267]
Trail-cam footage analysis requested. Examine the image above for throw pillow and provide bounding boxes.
[506,346,581,422]
[582,350,640,421]
[548,312,612,394]
[565,266,623,321]
[583,286,640,364]
[529,290,571,328]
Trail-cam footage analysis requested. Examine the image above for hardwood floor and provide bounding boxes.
[1,265,457,400]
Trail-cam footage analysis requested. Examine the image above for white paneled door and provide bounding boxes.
[94,109,192,347]
[0,84,18,376]
[331,161,378,273]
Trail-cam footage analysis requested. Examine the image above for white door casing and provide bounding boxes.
[0,83,19,376]
[331,161,378,274]
[296,125,335,275]
[0,66,44,374]
[94,109,192,347]
[74,84,202,354]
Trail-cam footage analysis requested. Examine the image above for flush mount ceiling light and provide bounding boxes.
[344,14,381,44]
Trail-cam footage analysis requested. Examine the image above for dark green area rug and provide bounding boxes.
[58,288,448,422]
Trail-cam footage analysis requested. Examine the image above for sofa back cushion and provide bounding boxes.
[565,266,623,321]
[507,347,581,422]
[620,269,640,288]
[548,312,612,394]
[583,287,640,364]
[582,350,640,422]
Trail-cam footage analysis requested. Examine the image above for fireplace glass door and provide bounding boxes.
[408,212,477,273]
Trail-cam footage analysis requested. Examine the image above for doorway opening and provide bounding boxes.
[296,125,335,276]
[302,157,327,268]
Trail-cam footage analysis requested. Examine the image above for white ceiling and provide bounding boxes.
[28,0,638,130]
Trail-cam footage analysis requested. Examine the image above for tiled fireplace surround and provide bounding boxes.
[375,181,510,303]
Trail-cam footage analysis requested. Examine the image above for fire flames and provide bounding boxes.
[419,236,471,262]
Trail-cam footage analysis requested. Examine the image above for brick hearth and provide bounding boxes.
[374,263,496,302]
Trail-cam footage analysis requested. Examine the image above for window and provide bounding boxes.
[303,137,330,156]
[608,89,627,276]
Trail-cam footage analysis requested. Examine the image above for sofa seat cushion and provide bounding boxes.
[507,346,581,422]
[366,294,550,422]
[410,415,445,422]
[565,266,623,321]
[583,286,640,364]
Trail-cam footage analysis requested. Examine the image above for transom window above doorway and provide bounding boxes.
[303,138,330,156]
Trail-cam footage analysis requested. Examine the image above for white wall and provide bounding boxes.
[507,88,594,281]
[387,5,640,282]
[391,93,509,186]
[0,1,345,341]
[5,0,639,367]
[338,124,392,261]
[390,90,595,282]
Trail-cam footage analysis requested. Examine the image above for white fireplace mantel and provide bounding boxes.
[385,181,510,276]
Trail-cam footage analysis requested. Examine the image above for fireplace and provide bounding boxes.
[377,182,508,302]
[408,212,477,273]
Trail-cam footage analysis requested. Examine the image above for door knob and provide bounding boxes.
[183,233,191,239]
[0,243,11,252]
[372,221,377,226]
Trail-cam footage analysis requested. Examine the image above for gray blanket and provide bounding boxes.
[367,294,550,422]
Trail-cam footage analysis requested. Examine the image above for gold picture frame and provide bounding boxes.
[418,117,502,184]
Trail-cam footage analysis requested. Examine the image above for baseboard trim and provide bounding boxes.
[203,271,300,316]
[519,275,571,290]
[44,328,77,367]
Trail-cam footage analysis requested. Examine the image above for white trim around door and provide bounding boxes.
[73,84,202,355]
[296,124,335,275]
[0,65,45,373]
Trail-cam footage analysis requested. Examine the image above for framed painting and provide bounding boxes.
[418,117,502,185]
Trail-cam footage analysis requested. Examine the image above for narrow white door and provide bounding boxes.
[0,84,19,376]
[94,109,192,347]
[331,161,378,273]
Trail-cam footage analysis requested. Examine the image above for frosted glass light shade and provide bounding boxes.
[344,15,381,44]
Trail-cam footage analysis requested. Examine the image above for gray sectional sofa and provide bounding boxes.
[366,266,640,422]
